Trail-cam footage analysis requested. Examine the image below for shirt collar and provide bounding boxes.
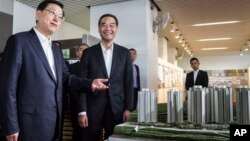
[33,27,52,45]
[193,69,199,73]
[100,42,114,52]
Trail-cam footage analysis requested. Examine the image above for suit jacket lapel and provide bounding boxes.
[95,44,108,78]
[191,71,195,85]
[52,43,59,83]
[196,71,202,84]
[28,29,56,83]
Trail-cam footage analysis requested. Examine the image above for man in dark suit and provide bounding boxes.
[78,13,134,141]
[129,48,141,111]
[185,57,209,90]
[69,43,89,76]
[0,1,107,141]
[68,43,89,141]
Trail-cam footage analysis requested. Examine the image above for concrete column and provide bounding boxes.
[89,0,158,91]
[158,37,168,61]
[168,47,177,65]
[248,67,250,87]
[0,0,13,51]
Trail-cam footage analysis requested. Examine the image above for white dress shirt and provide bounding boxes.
[101,42,113,77]
[133,64,138,88]
[193,69,199,84]
[33,27,56,80]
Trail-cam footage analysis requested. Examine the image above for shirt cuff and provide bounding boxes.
[78,112,87,116]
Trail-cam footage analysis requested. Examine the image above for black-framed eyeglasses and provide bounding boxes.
[44,9,65,21]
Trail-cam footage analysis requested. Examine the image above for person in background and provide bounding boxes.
[78,13,134,141]
[53,40,70,68]
[52,41,72,141]
[185,57,209,91]
[68,43,89,141]
[54,40,61,47]
[0,1,107,141]
[129,48,141,111]
[69,43,89,75]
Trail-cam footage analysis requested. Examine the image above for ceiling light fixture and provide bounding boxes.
[184,45,188,50]
[175,32,181,39]
[189,49,193,57]
[192,21,241,26]
[181,42,186,47]
[240,40,250,54]
[201,47,227,50]
[178,38,183,43]
[170,22,177,32]
[247,40,250,47]
[239,48,244,56]
[241,43,249,52]
[170,20,193,57]
[198,38,232,41]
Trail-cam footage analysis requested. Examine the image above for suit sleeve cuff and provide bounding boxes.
[78,112,87,116]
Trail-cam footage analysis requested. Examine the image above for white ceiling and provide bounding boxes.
[156,0,250,57]
[17,0,250,57]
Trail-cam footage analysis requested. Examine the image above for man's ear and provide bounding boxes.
[36,10,42,22]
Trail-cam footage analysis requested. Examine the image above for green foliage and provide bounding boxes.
[114,126,229,141]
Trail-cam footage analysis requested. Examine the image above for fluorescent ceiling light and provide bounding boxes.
[198,38,232,41]
[192,21,241,26]
[201,47,227,50]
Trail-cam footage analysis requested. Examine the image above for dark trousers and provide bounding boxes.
[103,101,116,140]
[80,97,116,141]
[0,136,6,141]
[71,113,79,141]
[133,88,139,111]
[71,123,88,141]
[70,105,87,141]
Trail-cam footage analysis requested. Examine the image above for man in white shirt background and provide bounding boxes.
[185,57,209,91]
[129,48,141,111]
